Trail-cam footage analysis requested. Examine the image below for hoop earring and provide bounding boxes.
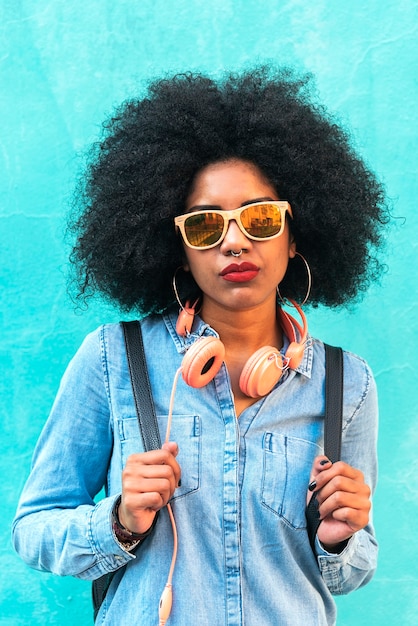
[172,267,200,337]
[277,252,312,306]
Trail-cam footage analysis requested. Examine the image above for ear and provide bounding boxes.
[180,249,191,272]
[288,239,297,259]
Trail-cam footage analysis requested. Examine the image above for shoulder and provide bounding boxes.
[72,323,125,359]
[72,314,168,356]
[90,315,168,357]
[341,347,375,394]
[311,338,377,412]
[321,340,378,437]
[312,337,374,383]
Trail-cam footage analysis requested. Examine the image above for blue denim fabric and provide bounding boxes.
[12,309,378,625]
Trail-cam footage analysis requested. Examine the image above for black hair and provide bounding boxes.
[68,66,388,314]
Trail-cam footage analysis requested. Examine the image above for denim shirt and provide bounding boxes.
[13,310,378,626]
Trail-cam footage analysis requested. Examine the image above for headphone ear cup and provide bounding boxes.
[239,346,284,398]
[181,337,225,388]
[285,341,305,370]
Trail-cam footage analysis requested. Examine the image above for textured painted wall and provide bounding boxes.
[1,1,417,624]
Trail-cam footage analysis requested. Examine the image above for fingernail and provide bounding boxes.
[320,458,331,466]
[308,480,317,492]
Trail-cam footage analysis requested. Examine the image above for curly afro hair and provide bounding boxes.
[68,66,388,314]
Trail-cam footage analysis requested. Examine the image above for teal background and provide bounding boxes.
[1,1,417,624]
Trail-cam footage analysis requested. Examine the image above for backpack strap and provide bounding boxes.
[305,344,344,550]
[323,344,343,463]
[93,321,161,621]
[122,320,162,451]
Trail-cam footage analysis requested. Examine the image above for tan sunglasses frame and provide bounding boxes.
[174,201,293,250]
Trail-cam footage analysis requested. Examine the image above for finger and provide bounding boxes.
[319,490,371,524]
[126,448,177,466]
[311,461,363,493]
[330,505,371,531]
[125,450,181,487]
[307,456,332,505]
[162,441,179,457]
[121,474,177,528]
[309,456,332,480]
[315,473,369,504]
[124,471,176,495]
[161,442,182,485]
[123,464,179,499]
[123,490,166,512]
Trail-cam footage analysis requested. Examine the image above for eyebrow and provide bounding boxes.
[188,196,276,212]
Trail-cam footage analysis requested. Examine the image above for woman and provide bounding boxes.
[13,67,387,625]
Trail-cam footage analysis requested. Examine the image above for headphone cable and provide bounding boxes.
[158,367,182,625]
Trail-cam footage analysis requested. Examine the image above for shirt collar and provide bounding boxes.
[163,308,313,379]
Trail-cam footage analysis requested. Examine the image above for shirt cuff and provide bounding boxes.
[315,534,354,557]
[316,530,377,595]
[88,495,138,572]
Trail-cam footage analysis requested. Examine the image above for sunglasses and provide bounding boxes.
[174,201,292,250]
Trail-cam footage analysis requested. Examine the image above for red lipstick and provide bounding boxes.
[220,262,259,282]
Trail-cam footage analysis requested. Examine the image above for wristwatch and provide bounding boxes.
[111,496,158,545]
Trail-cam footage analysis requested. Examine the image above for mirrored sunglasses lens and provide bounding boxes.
[184,212,224,247]
[241,204,283,238]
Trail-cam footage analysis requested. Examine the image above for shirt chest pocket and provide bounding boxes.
[261,432,321,529]
[119,414,201,499]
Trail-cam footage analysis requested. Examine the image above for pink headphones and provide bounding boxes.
[176,300,307,398]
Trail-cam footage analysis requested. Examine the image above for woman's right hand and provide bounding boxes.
[118,442,181,535]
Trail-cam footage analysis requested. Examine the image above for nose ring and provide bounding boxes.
[230,250,243,257]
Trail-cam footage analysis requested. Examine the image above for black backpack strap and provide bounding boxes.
[93,321,161,621]
[122,320,162,451]
[323,344,343,463]
[306,344,344,550]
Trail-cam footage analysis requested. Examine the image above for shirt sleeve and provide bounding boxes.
[12,327,138,579]
[315,352,379,594]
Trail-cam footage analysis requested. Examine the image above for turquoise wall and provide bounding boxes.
[1,1,417,624]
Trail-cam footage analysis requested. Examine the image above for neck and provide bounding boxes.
[200,298,283,352]
[199,298,282,418]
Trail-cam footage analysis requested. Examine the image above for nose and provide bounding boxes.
[219,218,251,254]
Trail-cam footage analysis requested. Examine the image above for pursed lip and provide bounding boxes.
[219,262,260,282]
[220,262,259,276]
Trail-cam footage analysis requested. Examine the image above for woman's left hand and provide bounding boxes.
[307,456,372,552]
